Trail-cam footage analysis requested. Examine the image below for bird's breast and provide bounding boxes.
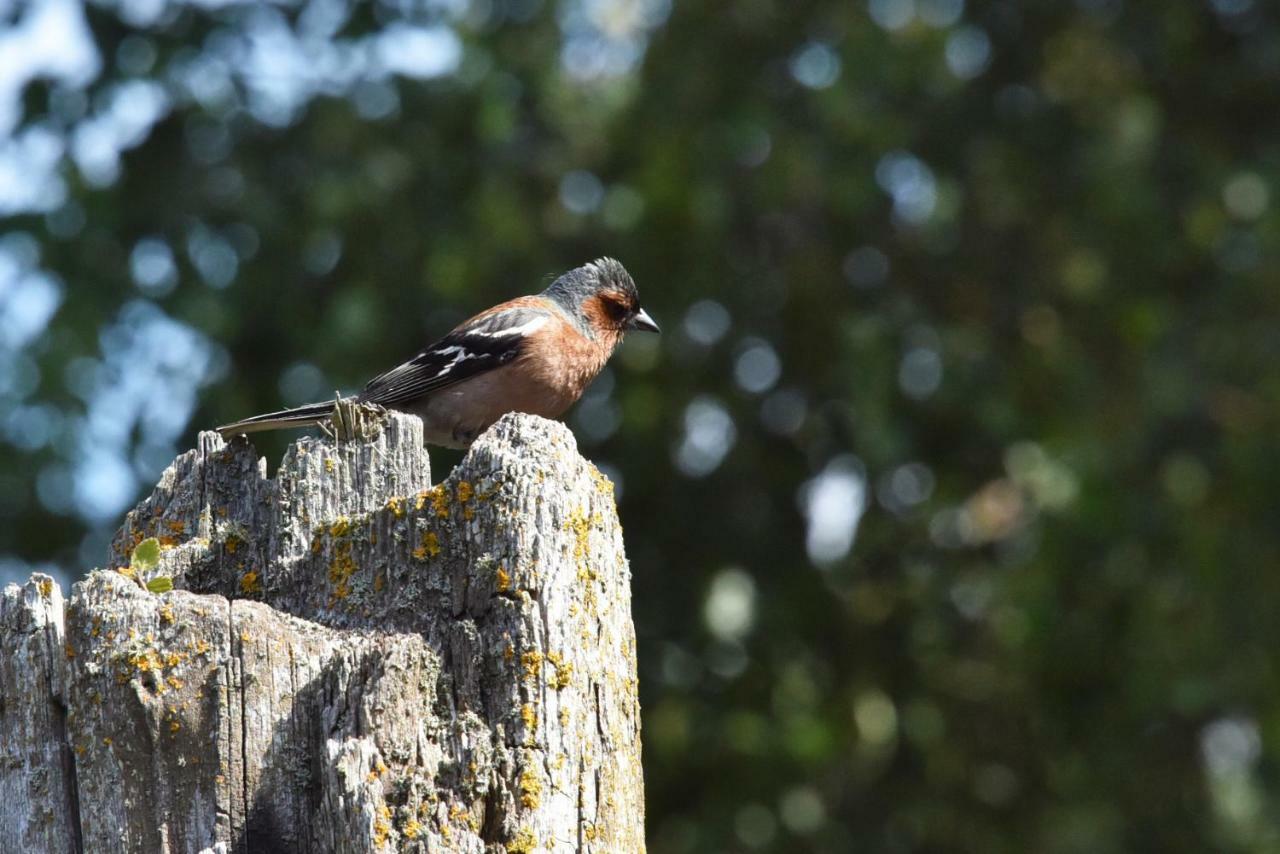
[409,330,616,448]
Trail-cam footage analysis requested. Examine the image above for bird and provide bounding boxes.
[216,257,659,448]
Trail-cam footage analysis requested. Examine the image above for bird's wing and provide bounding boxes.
[359,301,553,407]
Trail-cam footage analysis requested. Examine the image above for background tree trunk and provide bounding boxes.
[0,412,645,853]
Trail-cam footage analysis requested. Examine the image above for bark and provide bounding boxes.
[1,411,644,853]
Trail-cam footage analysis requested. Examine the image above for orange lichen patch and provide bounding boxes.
[568,506,603,582]
[239,570,262,595]
[456,481,476,520]
[518,765,542,810]
[330,517,352,538]
[373,804,392,846]
[588,464,614,495]
[385,496,405,518]
[422,484,450,518]
[520,650,543,681]
[504,644,515,661]
[128,650,164,673]
[38,578,53,598]
[495,565,511,592]
[328,540,357,600]
[412,530,441,562]
[520,703,537,733]
[158,535,180,548]
[166,676,185,691]
[169,720,181,733]
[117,564,137,580]
[64,643,75,660]
[546,652,573,690]
[193,639,211,656]
[507,828,537,853]
[224,536,240,555]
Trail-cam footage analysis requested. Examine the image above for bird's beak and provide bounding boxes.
[628,307,661,333]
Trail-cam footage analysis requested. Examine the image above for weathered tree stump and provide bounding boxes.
[0,412,645,853]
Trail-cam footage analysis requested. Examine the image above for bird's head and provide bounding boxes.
[544,257,660,339]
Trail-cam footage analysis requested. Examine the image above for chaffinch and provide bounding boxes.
[217,257,659,448]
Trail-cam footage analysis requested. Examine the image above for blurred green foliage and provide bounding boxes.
[3,0,1279,851]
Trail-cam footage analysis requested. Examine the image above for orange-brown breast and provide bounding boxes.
[515,311,621,414]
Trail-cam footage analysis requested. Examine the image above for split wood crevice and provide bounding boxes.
[0,411,644,853]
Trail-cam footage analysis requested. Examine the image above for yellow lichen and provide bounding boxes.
[428,485,450,518]
[373,803,392,846]
[568,506,601,582]
[328,540,357,600]
[239,570,261,595]
[518,766,542,810]
[588,464,613,495]
[546,652,573,690]
[507,828,537,853]
[495,566,510,592]
[402,818,422,839]
[330,517,352,537]
[520,650,543,681]
[224,536,239,555]
[421,531,441,558]
[169,720,181,733]
[520,703,537,733]
[386,496,404,518]
[38,578,53,598]
[159,605,175,625]
[324,458,335,473]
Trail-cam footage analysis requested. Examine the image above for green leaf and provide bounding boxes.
[131,537,161,573]
[146,576,174,594]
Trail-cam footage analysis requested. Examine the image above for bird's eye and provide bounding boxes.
[603,298,629,320]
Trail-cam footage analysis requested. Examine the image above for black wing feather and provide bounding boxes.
[358,306,548,408]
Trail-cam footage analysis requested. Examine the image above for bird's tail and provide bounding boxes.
[216,401,337,438]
